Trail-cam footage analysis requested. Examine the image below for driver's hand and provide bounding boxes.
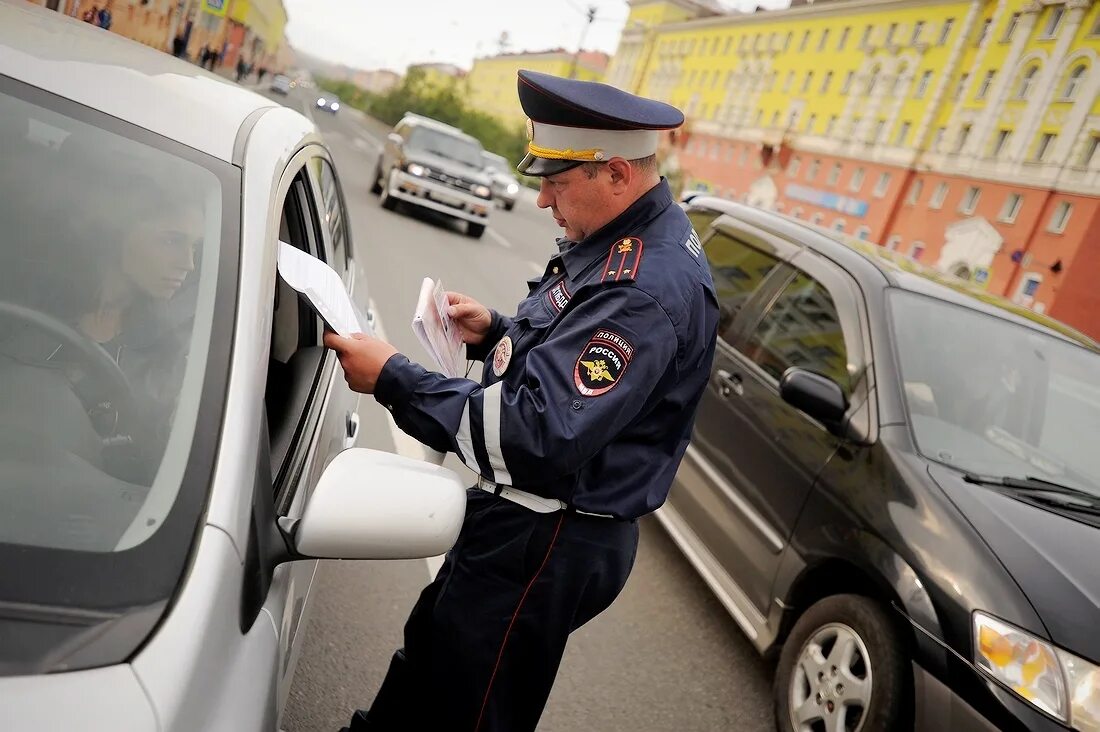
[446,291,492,346]
[323,332,399,394]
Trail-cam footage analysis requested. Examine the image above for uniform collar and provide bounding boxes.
[558,178,674,280]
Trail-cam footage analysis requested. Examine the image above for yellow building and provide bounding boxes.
[407,62,465,95]
[466,49,609,128]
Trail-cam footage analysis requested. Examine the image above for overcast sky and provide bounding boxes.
[284,0,790,73]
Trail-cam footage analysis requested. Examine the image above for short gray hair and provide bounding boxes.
[579,154,658,179]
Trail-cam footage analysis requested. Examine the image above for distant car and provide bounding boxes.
[665,195,1100,732]
[315,95,340,114]
[0,5,466,730]
[481,151,520,211]
[371,112,494,238]
[269,74,292,95]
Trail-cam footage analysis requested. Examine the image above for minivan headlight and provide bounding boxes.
[474,184,492,199]
[975,612,1100,729]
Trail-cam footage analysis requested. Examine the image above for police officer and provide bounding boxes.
[326,70,718,732]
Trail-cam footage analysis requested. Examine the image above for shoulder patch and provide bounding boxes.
[574,329,635,397]
[546,279,572,314]
[684,228,703,258]
[602,237,644,283]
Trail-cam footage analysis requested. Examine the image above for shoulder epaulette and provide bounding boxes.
[602,236,644,283]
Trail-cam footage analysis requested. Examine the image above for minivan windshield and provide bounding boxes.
[891,290,1100,496]
[0,87,225,554]
[407,126,484,169]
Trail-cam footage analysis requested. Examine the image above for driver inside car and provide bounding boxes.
[0,180,203,489]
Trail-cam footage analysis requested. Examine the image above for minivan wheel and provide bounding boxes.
[370,163,383,195]
[774,595,909,732]
[467,222,486,238]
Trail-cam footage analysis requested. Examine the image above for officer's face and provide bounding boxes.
[536,164,616,241]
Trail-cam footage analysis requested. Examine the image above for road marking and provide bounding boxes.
[486,228,511,249]
[362,298,449,580]
[354,137,379,153]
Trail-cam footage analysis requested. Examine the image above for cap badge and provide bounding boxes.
[525,118,534,141]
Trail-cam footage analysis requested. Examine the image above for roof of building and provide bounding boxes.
[0,3,282,163]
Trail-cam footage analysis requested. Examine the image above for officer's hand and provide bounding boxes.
[323,331,399,394]
[446,291,492,346]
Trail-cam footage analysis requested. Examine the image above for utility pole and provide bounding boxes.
[570,6,597,79]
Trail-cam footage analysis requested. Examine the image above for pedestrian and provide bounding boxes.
[95,2,112,31]
[235,56,247,82]
[81,5,98,23]
[324,69,718,732]
[171,33,186,58]
[256,65,267,84]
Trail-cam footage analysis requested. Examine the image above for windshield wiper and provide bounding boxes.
[964,473,1100,514]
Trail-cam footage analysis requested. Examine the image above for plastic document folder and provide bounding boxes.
[412,277,464,379]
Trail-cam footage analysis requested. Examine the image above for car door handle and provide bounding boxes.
[715,369,743,398]
[345,411,360,449]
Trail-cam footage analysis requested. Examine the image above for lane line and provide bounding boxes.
[486,228,512,249]
[354,137,380,153]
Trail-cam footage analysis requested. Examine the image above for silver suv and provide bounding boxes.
[371,113,493,238]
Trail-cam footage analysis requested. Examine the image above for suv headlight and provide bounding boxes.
[506,183,519,194]
[405,163,425,177]
[473,184,492,199]
[975,612,1100,729]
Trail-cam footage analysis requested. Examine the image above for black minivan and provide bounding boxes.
[663,197,1100,732]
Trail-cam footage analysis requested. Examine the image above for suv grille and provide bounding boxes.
[424,169,477,192]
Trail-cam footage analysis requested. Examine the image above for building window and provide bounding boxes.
[725,145,735,163]
[1034,132,1057,162]
[806,113,817,133]
[887,23,899,46]
[784,32,793,51]
[910,241,926,260]
[873,172,892,198]
[896,120,912,146]
[788,155,801,177]
[802,71,814,93]
[867,67,881,96]
[912,21,925,45]
[852,117,863,140]
[839,26,851,51]
[1080,135,1100,167]
[710,141,720,160]
[739,147,749,166]
[915,70,933,98]
[1062,64,1087,100]
[826,115,838,136]
[1042,6,1065,39]
[894,64,911,96]
[1092,13,1100,37]
[1017,65,1040,99]
[992,128,1012,157]
[808,158,821,181]
[934,126,947,150]
[842,71,855,94]
[828,162,843,186]
[930,182,949,209]
[849,167,866,192]
[856,226,872,240]
[906,179,924,205]
[833,219,847,232]
[999,193,1024,223]
[955,72,970,101]
[956,124,972,153]
[977,69,996,99]
[820,71,833,93]
[1003,12,1021,42]
[874,119,887,143]
[754,109,763,126]
[724,36,733,54]
[791,207,804,219]
[977,18,992,47]
[939,18,955,46]
[800,30,811,52]
[783,70,795,93]
[959,185,981,214]
[1015,273,1042,302]
[1048,201,1073,233]
[811,212,825,225]
[886,234,902,250]
[739,36,747,52]
[817,28,831,52]
[770,110,780,128]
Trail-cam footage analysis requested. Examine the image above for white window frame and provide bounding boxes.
[916,70,933,98]
[886,234,902,250]
[855,225,872,240]
[1003,12,1021,42]
[805,113,817,133]
[788,155,801,177]
[977,69,996,99]
[873,172,892,198]
[956,124,972,153]
[959,185,982,214]
[999,193,1024,223]
[992,129,1012,157]
[1034,132,1057,162]
[1062,64,1087,101]
[849,167,866,192]
[1041,6,1065,40]
[910,241,926,260]
[833,218,847,232]
[930,182,949,209]
[896,120,911,146]
[820,71,833,94]
[811,212,825,225]
[907,179,923,205]
[1017,66,1039,99]
[1080,135,1100,167]
[784,70,795,93]
[791,206,804,219]
[827,162,843,186]
[1015,273,1043,302]
[842,71,854,94]
[802,71,814,94]
[1048,201,1073,233]
[807,158,821,181]
[939,19,954,46]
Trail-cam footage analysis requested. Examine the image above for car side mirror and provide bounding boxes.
[387,133,402,146]
[291,448,465,560]
[779,367,849,437]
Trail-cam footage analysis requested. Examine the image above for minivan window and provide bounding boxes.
[891,290,1100,495]
[407,126,484,169]
[704,229,784,339]
[742,272,850,392]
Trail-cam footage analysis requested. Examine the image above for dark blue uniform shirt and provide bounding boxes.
[375,179,718,520]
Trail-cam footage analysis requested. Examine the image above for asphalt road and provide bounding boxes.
[260,85,776,732]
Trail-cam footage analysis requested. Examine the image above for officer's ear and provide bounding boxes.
[606,158,632,190]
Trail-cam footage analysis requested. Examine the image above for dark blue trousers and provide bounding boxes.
[343,488,639,732]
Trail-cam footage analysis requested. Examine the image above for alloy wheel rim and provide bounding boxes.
[788,622,873,732]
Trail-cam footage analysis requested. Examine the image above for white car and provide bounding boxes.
[0,5,465,731]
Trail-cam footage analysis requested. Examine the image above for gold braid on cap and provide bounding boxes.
[527,141,605,161]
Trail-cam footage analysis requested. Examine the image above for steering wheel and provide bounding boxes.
[0,301,132,407]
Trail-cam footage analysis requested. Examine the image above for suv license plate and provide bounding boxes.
[431,191,461,207]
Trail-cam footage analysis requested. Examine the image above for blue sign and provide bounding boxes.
[784,184,869,218]
[974,267,990,285]
[1023,277,1041,297]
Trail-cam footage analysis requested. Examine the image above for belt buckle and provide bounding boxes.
[478,475,498,494]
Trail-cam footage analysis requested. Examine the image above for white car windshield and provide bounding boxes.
[0,86,224,553]
[891,290,1100,496]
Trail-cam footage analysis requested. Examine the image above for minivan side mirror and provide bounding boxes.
[779,367,849,437]
[292,448,465,560]
[387,133,402,146]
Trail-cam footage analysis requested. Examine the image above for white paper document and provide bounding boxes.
[277,241,372,338]
[412,277,464,379]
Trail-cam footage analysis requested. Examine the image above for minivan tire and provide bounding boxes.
[504,201,515,211]
[467,223,486,239]
[774,594,910,732]
[380,171,398,211]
